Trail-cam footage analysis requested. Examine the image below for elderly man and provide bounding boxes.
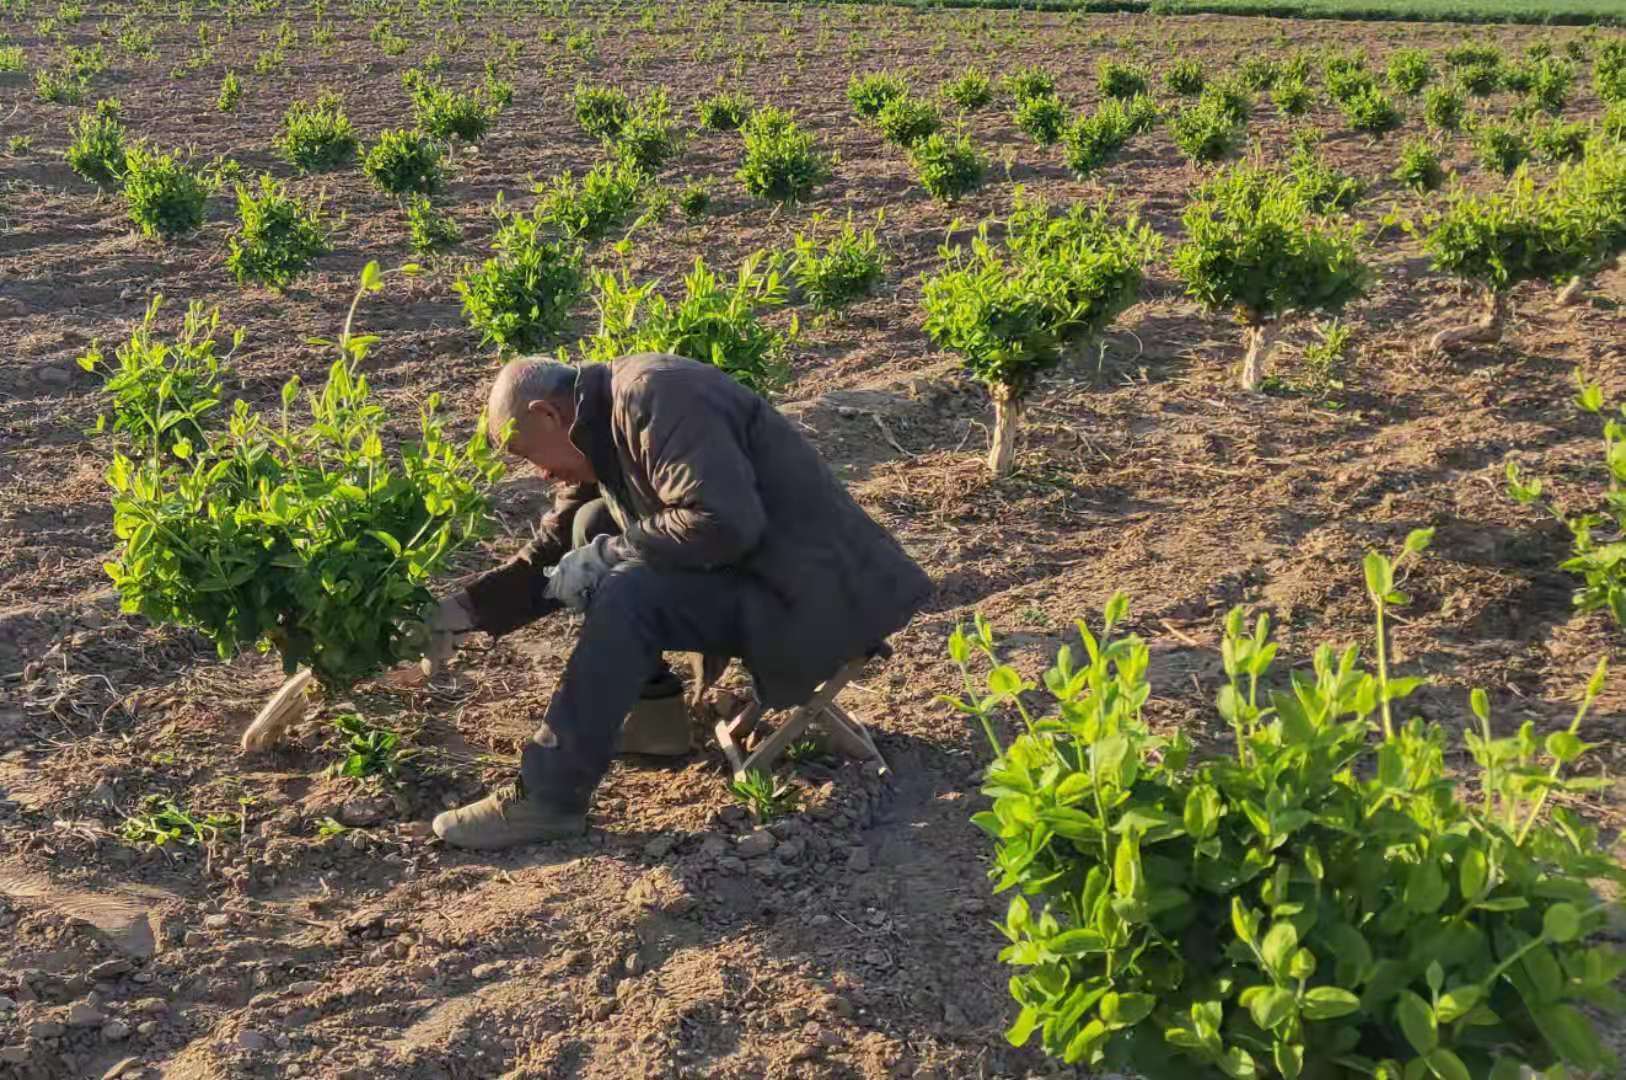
[426,353,932,849]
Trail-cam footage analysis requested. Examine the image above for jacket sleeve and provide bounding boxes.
[462,481,597,636]
[611,375,766,570]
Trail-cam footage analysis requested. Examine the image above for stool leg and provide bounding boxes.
[820,703,889,776]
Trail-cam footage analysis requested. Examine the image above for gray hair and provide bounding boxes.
[487,358,579,427]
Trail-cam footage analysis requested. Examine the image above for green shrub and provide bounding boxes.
[97,266,504,691]
[1173,163,1368,389]
[1524,57,1575,114]
[1236,56,1280,91]
[1164,58,1206,96]
[121,144,208,240]
[910,129,985,202]
[1604,102,1626,143]
[1424,84,1466,132]
[1001,66,1055,104]
[1340,86,1401,136]
[534,157,648,242]
[1393,137,1445,192]
[1272,77,1314,118]
[1014,94,1068,147]
[34,65,87,104]
[1202,77,1252,126]
[362,128,443,195]
[1475,121,1530,175]
[274,90,356,173]
[1596,41,1626,104]
[1096,59,1148,100]
[405,193,461,254]
[676,179,710,219]
[1458,61,1502,96]
[1323,50,1374,104]
[876,94,941,147]
[921,194,1157,475]
[790,212,885,311]
[941,66,993,110]
[696,90,750,131]
[953,539,1625,1079]
[1062,96,1156,178]
[1530,118,1588,164]
[1510,372,1626,628]
[572,81,631,138]
[612,87,680,172]
[0,45,23,72]
[1171,99,1239,165]
[76,296,236,456]
[735,106,831,204]
[217,71,241,112]
[1288,147,1361,213]
[65,98,125,187]
[1386,47,1433,95]
[572,252,789,391]
[409,75,493,142]
[225,175,330,289]
[847,70,909,119]
[454,203,585,353]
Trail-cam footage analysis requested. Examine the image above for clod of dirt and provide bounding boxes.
[735,829,775,859]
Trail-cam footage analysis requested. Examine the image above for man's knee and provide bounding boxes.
[571,498,619,549]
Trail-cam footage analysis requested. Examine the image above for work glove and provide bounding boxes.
[545,535,620,612]
[420,590,477,676]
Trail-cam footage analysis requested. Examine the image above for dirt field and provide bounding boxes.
[3,3,1626,1078]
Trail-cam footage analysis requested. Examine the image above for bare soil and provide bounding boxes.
[2,4,1625,1079]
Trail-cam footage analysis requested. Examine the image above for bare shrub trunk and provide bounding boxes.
[241,668,314,752]
[987,388,1021,477]
[1429,290,1507,353]
[1556,276,1588,306]
[1239,322,1278,393]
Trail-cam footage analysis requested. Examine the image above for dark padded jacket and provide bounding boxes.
[463,354,933,708]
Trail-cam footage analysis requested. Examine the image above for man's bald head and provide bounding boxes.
[487,358,579,434]
[486,359,596,486]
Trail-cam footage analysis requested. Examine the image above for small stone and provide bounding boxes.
[36,364,72,387]
[847,846,871,872]
[0,1046,28,1066]
[28,1019,65,1039]
[623,951,642,976]
[119,286,137,302]
[698,834,727,859]
[131,972,153,984]
[103,1019,131,1041]
[775,838,804,862]
[736,830,775,859]
[642,835,675,859]
[715,856,744,873]
[287,980,322,996]
[338,797,390,827]
[471,962,503,979]
[943,1002,967,1026]
[0,995,14,1010]
[750,858,785,879]
[203,913,231,930]
[863,947,891,968]
[821,993,855,1019]
[88,958,131,980]
[237,1029,269,1052]
[104,1058,142,1080]
[136,1021,159,1037]
[68,1001,106,1026]
[183,930,209,948]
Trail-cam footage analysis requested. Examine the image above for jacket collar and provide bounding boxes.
[568,362,623,492]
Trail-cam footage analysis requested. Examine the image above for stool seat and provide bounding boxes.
[712,649,892,781]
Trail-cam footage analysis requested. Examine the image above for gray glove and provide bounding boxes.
[421,590,477,675]
[546,535,621,612]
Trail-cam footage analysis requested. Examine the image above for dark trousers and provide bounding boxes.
[520,499,757,811]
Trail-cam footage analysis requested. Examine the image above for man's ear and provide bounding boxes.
[525,398,564,430]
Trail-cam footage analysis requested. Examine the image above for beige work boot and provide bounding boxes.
[431,780,586,850]
[616,692,692,757]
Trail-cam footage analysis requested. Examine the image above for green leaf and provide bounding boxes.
[1302,986,1361,1020]
[1425,1048,1471,1080]
[1363,551,1393,601]
[1404,859,1448,914]
[359,259,384,293]
[1459,847,1488,899]
[1543,902,1582,944]
[1435,985,1482,1024]
[1005,1004,1040,1047]
[1231,896,1257,946]
[1544,731,1584,764]
[1113,833,1141,899]
[987,665,1023,697]
[1049,929,1107,956]
[1261,922,1299,980]
[1395,991,1437,1055]
[1247,986,1298,1031]
[1531,1003,1606,1067]
[1274,1040,1304,1079]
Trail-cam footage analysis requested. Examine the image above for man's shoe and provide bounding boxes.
[617,692,692,757]
[431,781,586,850]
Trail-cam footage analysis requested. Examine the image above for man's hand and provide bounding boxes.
[546,535,619,612]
